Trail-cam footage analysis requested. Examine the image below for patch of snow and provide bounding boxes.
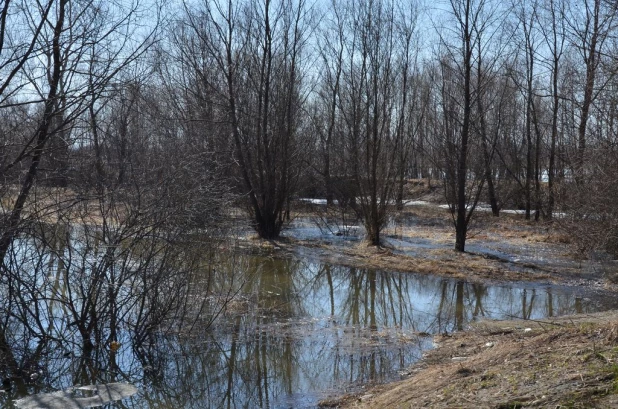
[404,200,431,206]
[298,198,339,206]
[501,209,526,215]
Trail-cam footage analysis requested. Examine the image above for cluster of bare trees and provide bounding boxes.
[91,0,617,255]
[0,0,617,279]
[171,0,312,239]
[0,0,617,259]
[304,0,618,252]
[2,0,618,389]
[0,0,237,392]
[308,1,421,245]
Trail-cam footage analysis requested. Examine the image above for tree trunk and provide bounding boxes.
[547,55,559,219]
[0,0,66,271]
[396,172,405,211]
[576,0,603,183]
[455,0,472,253]
[477,41,499,217]
[324,153,333,206]
[524,61,533,221]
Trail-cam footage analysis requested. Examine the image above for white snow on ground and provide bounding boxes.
[404,200,431,206]
[298,198,340,205]
[299,198,430,206]
[438,203,567,217]
[299,198,567,217]
[299,198,327,205]
[501,209,526,215]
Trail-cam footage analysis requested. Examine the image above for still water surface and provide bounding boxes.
[188,256,617,408]
[7,249,618,408]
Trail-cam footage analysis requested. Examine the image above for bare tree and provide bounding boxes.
[394,4,422,210]
[512,0,548,220]
[538,0,566,219]
[0,0,156,272]
[0,0,159,384]
[0,0,68,271]
[181,0,312,239]
[568,0,617,181]
[329,0,419,245]
[439,0,498,251]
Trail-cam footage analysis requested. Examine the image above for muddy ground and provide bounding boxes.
[255,199,618,408]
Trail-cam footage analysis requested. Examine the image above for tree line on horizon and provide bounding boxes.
[1,0,618,255]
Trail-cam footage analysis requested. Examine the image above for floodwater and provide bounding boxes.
[285,215,618,278]
[4,221,618,408]
[189,257,618,408]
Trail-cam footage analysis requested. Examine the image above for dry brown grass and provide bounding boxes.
[266,202,611,287]
[263,236,556,285]
[1,185,138,227]
[327,311,618,408]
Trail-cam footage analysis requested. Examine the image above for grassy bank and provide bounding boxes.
[322,311,618,408]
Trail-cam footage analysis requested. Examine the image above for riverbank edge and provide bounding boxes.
[247,235,618,292]
[320,310,618,408]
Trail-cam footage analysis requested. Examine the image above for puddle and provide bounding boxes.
[283,217,363,242]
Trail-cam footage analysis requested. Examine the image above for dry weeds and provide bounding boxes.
[326,311,618,408]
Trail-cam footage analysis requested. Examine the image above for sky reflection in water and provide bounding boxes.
[135,256,616,408]
[5,250,618,409]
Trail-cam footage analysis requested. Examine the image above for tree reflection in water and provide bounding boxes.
[1,243,616,408]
